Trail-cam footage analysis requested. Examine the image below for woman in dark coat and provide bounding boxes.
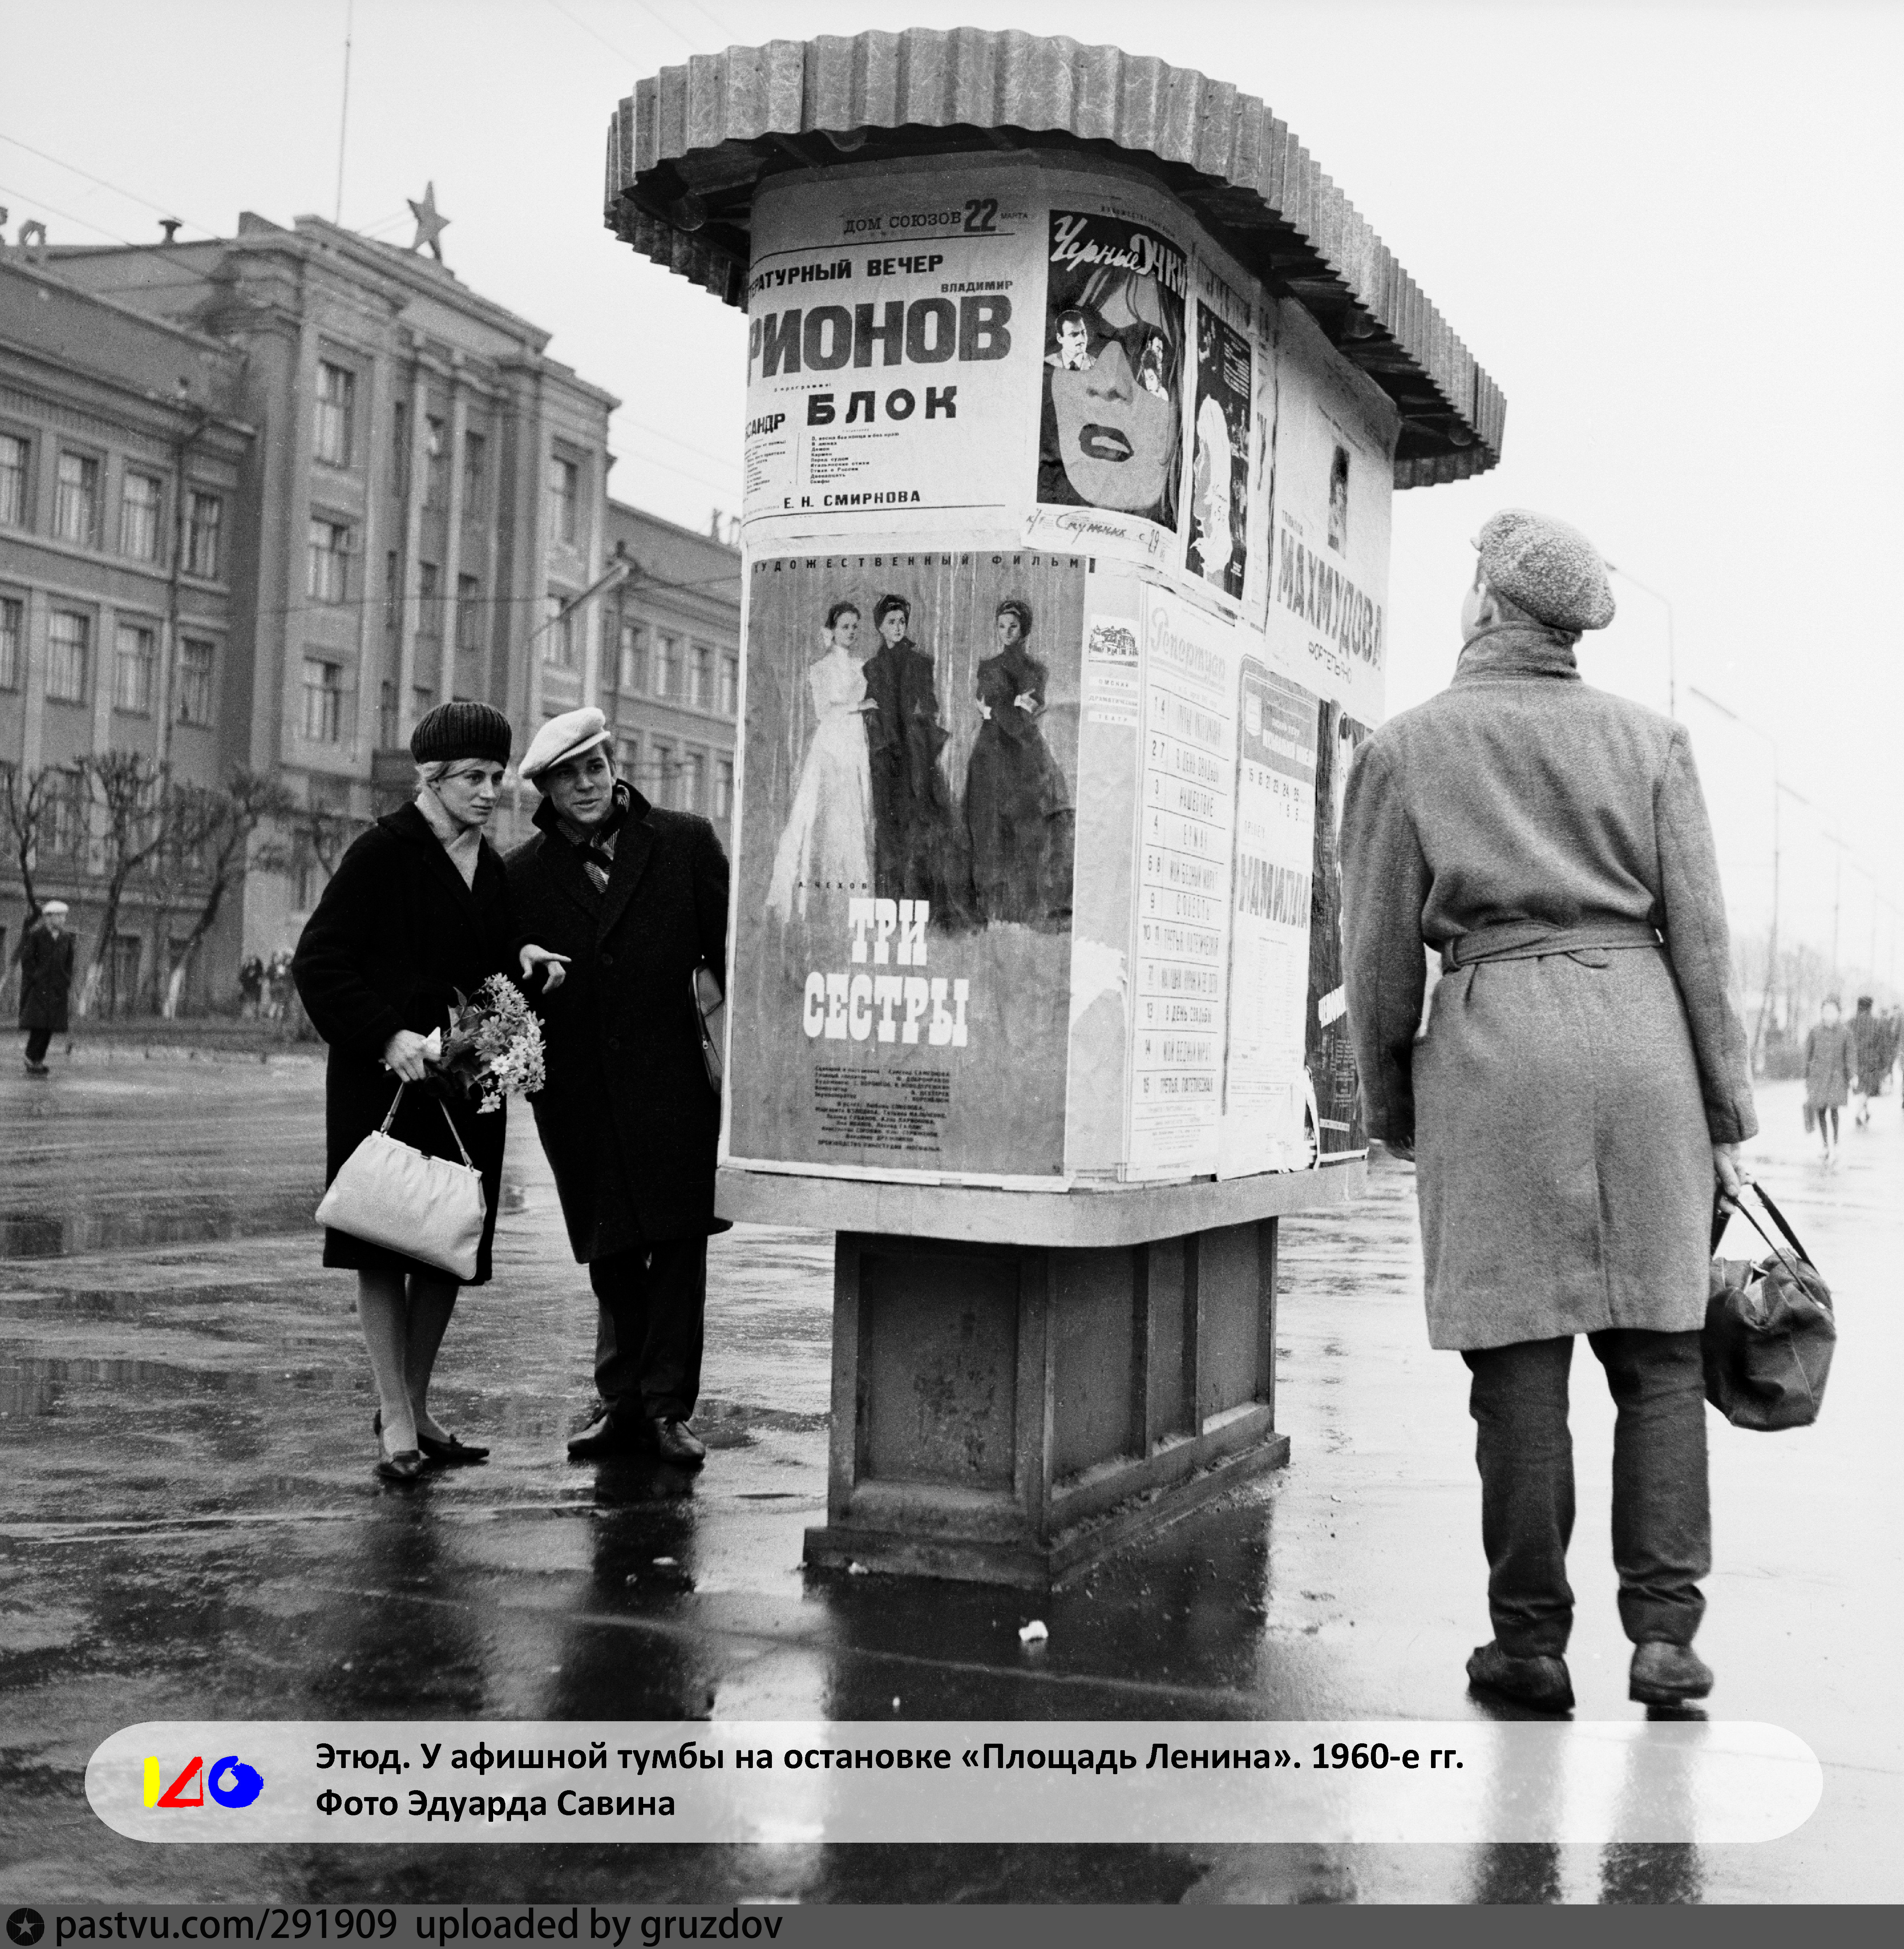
[293,703,567,1482]
[18,900,76,1074]
[963,599,1074,927]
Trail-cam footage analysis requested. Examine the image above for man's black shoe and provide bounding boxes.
[651,1417,707,1465]
[567,1410,647,1460]
[1629,1640,1713,1706]
[1466,1640,1574,1712]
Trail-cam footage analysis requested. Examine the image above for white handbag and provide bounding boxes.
[315,1083,487,1281]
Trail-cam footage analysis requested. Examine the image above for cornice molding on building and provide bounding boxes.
[0,359,254,456]
[0,532,234,608]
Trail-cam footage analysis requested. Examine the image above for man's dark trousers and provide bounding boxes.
[1462,1328,1709,1658]
[23,1028,51,1065]
[590,1239,706,1422]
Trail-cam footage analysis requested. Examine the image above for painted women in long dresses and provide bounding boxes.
[964,599,1075,929]
[765,601,875,923]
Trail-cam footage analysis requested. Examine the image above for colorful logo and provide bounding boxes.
[143,1754,265,1809]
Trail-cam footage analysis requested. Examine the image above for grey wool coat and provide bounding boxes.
[1340,622,1757,1351]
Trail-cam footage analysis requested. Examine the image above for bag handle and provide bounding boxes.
[379,1081,477,1172]
[1712,1181,1813,1271]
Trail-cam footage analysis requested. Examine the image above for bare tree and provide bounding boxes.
[147,770,298,1016]
[74,751,172,1017]
[0,761,64,932]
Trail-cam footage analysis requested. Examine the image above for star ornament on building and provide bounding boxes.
[407,182,450,261]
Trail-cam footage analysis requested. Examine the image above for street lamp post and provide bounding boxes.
[1606,561,1677,720]
[1690,684,1800,1067]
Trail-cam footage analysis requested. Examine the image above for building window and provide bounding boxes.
[0,596,20,690]
[456,574,480,652]
[615,733,639,778]
[0,433,27,526]
[54,452,99,545]
[307,517,351,604]
[46,770,88,856]
[383,551,399,633]
[690,643,714,710]
[411,684,434,721]
[424,417,447,509]
[314,360,356,465]
[390,400,409,496]
[47,610,90,702]
[720,651,739,717]
[547,455,579,547]
[302,657,345,743]
[379,680,398,748]
[618,621,645,693]
[119,471,163,562]
[714,757,734,822]
[683,748,706,814]
[650,739,673,806]
[417,561,441,637]
[462,432,486,519]
[176,638,214,726]
[654,632,680,699]
[186,492,222,578]
[113,622,157,713]
[544,593,575,668]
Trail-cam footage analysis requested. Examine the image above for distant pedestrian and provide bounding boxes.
[1850,994,1886,1126]
[19,902,76,1076]
[264,950,293,1022]
[238,953,265,1019]
[1342,508,1755,1716]
[1805,996,1854,1161]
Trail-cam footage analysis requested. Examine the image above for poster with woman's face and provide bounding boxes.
[1038,212,1187,533]
[1188,302,1252,598]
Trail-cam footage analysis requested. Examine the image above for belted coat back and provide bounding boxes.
[505,787,728,1260]
[1340,622,1757,1351]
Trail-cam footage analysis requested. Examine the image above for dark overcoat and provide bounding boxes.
[292,802,523,1285]
[505,785,728,1260]
[1804,1022,1854,1111]
[18,924,76,1032]
[1340,622,1757,1351]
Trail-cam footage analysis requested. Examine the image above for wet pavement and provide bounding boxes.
[0,1045,1899,1903]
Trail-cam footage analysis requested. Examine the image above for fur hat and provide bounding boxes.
[410,700,513,766]
[1474,509,1616,632]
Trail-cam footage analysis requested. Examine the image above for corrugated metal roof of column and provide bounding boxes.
[603,27,1502,486]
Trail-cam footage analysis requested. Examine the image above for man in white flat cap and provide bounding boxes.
[506,708,729,1465]
[18,900,75,1075]
[1340,509,1756,1715]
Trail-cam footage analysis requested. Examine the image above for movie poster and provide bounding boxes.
[727,550,1088,1182]
[741,157,1043,542]
[1306,699,1372,1159]
[1187,298,1252,598]
[1219,662,1318,1177]
[1033,208,1187,566]
[1263,299,1398,727]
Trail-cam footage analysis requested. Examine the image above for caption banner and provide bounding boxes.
[88,1719,1821,1846]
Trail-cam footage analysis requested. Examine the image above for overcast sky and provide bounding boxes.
[8,0,1899,991]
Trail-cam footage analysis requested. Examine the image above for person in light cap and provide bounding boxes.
[19,900,75,1075]
[1339,509,1756,1713]
[507,707,730,1466]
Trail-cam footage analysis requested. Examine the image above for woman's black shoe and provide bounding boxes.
[375,1449,428,1484]
[418,1431,489,1466]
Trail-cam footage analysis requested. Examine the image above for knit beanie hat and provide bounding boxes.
[410,700,512,766]
[1474,509,1616,632]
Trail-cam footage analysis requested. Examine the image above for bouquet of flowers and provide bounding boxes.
[425,974,547,1113]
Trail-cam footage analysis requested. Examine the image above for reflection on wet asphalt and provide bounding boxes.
[0,1054,1896,1902]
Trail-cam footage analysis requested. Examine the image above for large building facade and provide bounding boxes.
[1,213,738,1010]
